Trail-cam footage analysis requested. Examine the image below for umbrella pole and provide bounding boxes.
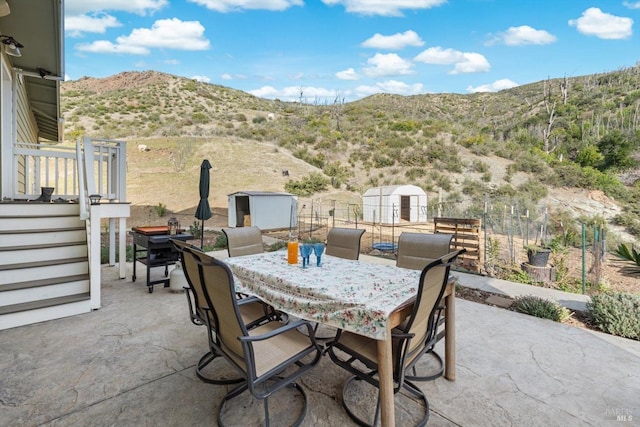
[201,219,205,248]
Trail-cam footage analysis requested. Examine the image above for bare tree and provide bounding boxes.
[559,75,568,105]
[542,79,556,153]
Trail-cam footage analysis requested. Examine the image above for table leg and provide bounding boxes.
[377,327,395,427]
[132,243,137,281]
[444,287,455,381]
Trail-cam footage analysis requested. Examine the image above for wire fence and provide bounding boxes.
[293,196,612,294]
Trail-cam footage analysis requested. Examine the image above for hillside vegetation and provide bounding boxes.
[61,66,640,243]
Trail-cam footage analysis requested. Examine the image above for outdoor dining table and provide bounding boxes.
[225,250,456,427]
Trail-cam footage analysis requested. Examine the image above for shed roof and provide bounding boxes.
[228,191,294,197]
[363,185,426,197]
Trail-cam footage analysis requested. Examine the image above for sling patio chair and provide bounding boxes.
[327,250,464,427]
[395,232,456,382]
[222,226,264,257]
[222,226,288,323]
[194,254,323,426]
[325,227,366,260]
[179,246,274,385]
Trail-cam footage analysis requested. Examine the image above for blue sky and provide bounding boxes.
[64,0,640,101]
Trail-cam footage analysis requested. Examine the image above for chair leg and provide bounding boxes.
[341,375,430,427]
[405,350,444,382]
[195,350,245,385]
[217,380,308,427]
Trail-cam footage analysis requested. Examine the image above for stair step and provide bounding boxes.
[0,241,86,252]
[0,226,85,236]
[0,257,89,271]
[0,229,86,247]
[0,295,92,330]
[0,202,80,217]
[0,292,91,315]
[0,293,91,316]
[0,217,85,232]
[0,274,90,292]
[0,260,89,285]
[0,244,88,265]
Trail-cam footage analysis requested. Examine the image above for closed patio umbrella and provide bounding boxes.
[195,159,212,248]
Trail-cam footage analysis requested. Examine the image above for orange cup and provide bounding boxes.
[287,241,299,264]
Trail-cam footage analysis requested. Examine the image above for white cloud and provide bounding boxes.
[76,40,150,54]
[489,25,557,46]
[451,53,490,74]
[77,18,210,55]
[355,80,425,98]
[192,75,211,83]
[249,86,279,98]
[65,14,121,37]
[363,53,414,77]
[220,73,233,80]
[187,0,303,12]
[467,79,519,93]
[322,0,446,17]
[164,59,180,65]
[336,68,359,80]
[361,30,424,49]
[623,1,640,10]
[65,0,168,15]
[414,47,490,74]
[569,8,633,39]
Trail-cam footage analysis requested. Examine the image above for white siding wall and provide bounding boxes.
[13,77,39,194]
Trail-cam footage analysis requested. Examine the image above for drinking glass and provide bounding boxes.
[300,244,313,268]
[313,243,325,266]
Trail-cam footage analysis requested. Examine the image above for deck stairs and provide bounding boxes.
[0,203,92,330]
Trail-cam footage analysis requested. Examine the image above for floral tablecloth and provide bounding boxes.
[225,251,423,341]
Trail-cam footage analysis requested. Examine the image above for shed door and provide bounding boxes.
[400,196,411,221]
[235,196,250,227]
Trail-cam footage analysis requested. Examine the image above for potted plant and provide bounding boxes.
[526,244,552,267]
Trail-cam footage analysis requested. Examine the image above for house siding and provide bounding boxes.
[14,78,39,194]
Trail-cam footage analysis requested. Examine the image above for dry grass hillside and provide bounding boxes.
[61,69,640,246]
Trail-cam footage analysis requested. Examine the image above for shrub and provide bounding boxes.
[154,203,168,217]
[188,220,202,239]
[513,296,570,322]
[214,233,227,249]
[587,292,640,340]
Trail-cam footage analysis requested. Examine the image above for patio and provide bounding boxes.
[1,257,638,426]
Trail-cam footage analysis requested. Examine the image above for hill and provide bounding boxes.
[60,68,640,243]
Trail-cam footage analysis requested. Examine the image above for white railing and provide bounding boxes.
[13,137,126,218]
[78,137,127,220]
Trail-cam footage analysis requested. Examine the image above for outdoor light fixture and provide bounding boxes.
[0,0,10,17]
[89,194,101,205]
[0,35,23,57]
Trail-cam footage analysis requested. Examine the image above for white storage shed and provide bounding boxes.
[228,191,298,230]
[362,185,427,224]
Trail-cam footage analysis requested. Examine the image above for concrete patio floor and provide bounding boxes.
[1,257,639,427]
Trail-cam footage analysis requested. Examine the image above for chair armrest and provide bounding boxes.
[239,319,314,343]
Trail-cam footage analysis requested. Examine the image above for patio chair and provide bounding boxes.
[221,226,289,323]
[396,232,453,270]
[180,246,274,385]
[222,226,264,257]
[194,255,323,427]
[327,250,464,427]
[395,232,455,382]
[325,227,366,260]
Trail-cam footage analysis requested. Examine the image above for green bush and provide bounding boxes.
[188,221,202,239]
[154,203,168,217]
[100,244,134,264]
[214,233,228,249]
[587,292,640,340]
[513,295,570,322]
